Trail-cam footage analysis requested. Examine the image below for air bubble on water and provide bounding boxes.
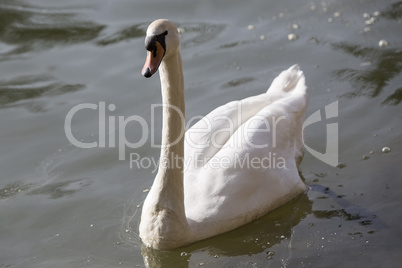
[382,147,391,153]
[372,11,380,17]
[365,17,376,25]
[287,33,298,41]
[378,40,389,47]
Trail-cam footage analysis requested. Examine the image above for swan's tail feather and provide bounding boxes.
[266,64,306,96]
[266,65,307,171]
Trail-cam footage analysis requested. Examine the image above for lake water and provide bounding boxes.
[1,0,402,267]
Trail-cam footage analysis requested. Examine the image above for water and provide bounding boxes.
[1,0,401,267]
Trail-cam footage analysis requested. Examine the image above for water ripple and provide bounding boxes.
[0,74,84,109]
[96,24,146,46]
[0,1,104,56]
[332,42,402,105]
[178,22,226,48]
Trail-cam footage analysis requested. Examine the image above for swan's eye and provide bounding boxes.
[144,30,168,57]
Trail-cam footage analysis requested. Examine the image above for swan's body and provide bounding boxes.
[139,19,307,250]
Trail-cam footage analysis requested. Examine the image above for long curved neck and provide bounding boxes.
[140,52,190,249]
[158,52,185,177]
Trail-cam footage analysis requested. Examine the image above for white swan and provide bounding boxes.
[139,19,307,250]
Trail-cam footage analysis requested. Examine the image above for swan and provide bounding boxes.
[139,19,307,250]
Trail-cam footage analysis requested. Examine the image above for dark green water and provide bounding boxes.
[1,0,401,267]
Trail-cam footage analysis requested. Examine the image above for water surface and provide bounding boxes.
[1,0,402,267]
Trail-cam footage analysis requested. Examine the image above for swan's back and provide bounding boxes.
[184,65,307,239]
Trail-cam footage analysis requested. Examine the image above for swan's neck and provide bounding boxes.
[140,52,190,249]
[159,53,185,177]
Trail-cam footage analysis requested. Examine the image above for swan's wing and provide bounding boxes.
[184,64,306,170]
[184,92,271,168]
[184,65,307,234]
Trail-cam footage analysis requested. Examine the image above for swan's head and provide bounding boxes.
[141,19,180,78]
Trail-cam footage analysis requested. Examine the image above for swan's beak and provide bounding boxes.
[142,41,165,78]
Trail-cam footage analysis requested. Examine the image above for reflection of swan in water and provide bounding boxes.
[141,193,312,268]
[139,19,308,250]
[309,184,388,228]
[140,184,387,268]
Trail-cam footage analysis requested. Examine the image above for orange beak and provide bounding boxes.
[141,41,165,78]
